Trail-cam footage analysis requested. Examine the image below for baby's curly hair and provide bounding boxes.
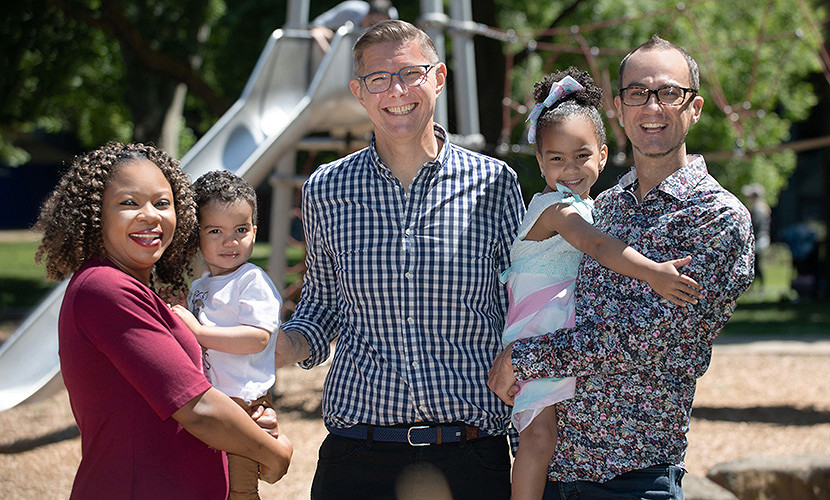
[34,142,198,291]
[532,66,606,149]
[191,170,258,226]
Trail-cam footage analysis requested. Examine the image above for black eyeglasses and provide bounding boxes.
[357,64,435,94]
[618,86,697,106]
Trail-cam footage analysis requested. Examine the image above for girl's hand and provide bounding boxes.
[170,304,203,339]
[251,405,279,438]
[648,256,703,306]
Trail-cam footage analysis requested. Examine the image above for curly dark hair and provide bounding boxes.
[532,66,606,149]
[34,142,198,291]
[191,170,258,226]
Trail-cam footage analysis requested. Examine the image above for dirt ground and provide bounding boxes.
[1,337,829,499]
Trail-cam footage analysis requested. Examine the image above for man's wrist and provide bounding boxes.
[276,328,311,367]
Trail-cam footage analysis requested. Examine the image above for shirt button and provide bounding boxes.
[404,228,412,235]
[419,405,427,412]
[405,272,412,279]
[407,317,415,324]
[412,361,419,369]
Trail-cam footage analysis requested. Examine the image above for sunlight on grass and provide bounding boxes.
[2,241,48,281]
[1,237,827,337]
[722,244,829,337]
[0,239,52,313]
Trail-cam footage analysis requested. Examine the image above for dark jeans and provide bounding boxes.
[543,464,686,500]
[311,433,511,500]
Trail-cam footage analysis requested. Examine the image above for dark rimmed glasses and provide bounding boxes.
[619,85,697,106]
[357,64,436,94]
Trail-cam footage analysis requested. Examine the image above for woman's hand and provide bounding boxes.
[173,388,292,484]
[258,433,293,483]
[251,405,292,483]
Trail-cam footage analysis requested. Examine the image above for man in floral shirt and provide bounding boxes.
[489,35,754,498]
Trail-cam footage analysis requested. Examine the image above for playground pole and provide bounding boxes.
[285,0,310,28]
[420,0,449,129]
[449,0,480,139]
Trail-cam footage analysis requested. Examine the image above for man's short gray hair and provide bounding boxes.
[353,20,439,76]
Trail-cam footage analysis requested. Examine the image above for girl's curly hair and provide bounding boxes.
[34,142,198,291]
[532,66,607,149]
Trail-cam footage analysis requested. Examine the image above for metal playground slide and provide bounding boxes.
[0,26,370,411]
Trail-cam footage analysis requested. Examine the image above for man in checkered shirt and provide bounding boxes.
[275,19,524,500]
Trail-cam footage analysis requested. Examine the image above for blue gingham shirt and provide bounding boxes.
[282,125,525,435]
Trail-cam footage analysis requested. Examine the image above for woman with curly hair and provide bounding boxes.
[35,142,291,499]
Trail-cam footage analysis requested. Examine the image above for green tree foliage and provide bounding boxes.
[492,0,826,204]
[1,0,824,210]
[0,0,430,166]
[0,1,130,165]
[1,0,231,163]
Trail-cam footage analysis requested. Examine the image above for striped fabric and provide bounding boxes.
[500,190,590,432]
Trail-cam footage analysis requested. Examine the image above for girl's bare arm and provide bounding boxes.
[534,203,702,305]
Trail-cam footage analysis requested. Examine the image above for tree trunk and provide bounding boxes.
[158,83,188,158]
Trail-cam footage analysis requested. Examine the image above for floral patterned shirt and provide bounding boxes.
[511,155,754,482]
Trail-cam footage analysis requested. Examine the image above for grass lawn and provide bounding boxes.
[719,245,830,337]
[1,237,827,337]
[0,237,302,319]
[0,240,54,315]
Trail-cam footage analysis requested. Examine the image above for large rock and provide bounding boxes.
[707,454,830,500]
[684,474,739,500]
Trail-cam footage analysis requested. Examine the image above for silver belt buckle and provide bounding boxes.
[406,425,431,446]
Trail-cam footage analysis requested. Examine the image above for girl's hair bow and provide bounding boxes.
[526,75,584,144]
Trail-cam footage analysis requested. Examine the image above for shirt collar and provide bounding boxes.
[368,124,448,178]
[433,124,449,166]
[619,154,708,201]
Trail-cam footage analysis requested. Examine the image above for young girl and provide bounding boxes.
[502,68,702,500]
